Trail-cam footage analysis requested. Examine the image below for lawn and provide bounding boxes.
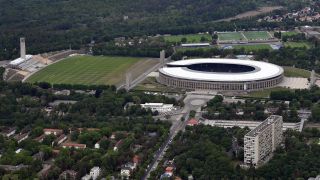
[246,87,290,98]
[26,56,145,85]
[218,32,244,41]
[232,44,272,51]
[282,31,299,36]
[163,34,212,43]
[283,66,311,78]
[284,42,311,48]
[242,31,272,40]
[134,77,183,93]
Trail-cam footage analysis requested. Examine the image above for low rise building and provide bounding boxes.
[62,143,86,149]
[59,170,78,180]
[0,127,16,137]
[187,118,199,126]
[34,134,46,143]
[44,128,63,136]
[120,167,131,179]
[113,140,123,151]
[14,133,29,143]
[140,103,175,113]
[55,134,67,145]
[81,167,101,180]
[89,167,101,180]
[94,137,108,149]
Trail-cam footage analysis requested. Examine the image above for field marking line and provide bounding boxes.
[241,32,248,41]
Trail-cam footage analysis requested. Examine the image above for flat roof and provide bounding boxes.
[159,58,283,82]
[9,55,33,66]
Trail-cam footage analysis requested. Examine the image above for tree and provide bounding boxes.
[311,104,320,122]
[181,37,187,43]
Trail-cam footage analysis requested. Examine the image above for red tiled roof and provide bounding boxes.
[165,166,174,172]
[34,134,46,142]
[133,155,140,164]
[44,129,63,133]
[187,118,199,126]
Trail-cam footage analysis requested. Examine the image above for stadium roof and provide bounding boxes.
[9,55,33,66]
[159,59,283,82]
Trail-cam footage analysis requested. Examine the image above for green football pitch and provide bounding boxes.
[218,32,244,41]
[164,34,212,43]
[26,56,145,85]
[218,31,272,41]
[242,31,272,40]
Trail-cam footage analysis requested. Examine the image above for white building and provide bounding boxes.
[140,103,175,113]
[90,167,101,180]
[120,167,131,178]
[81,167,100,180]
[81,174,91,180]
[244,115,283,167]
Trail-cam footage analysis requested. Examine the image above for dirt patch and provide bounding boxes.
[214,6,283,22]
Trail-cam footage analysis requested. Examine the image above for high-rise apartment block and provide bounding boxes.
[244,115,283,167]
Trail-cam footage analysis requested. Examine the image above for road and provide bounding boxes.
[142,94,214,180]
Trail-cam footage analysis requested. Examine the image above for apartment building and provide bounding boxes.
[244,115,283,167]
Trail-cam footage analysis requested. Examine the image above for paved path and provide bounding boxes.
[142,94,213,180]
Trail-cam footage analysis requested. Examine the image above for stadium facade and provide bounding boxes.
[158,59,284,91]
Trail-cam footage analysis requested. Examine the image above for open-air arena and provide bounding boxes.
[158,59,284,91]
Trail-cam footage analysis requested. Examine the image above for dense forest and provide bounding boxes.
[0,0,307,60]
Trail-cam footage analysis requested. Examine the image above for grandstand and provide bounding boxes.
[9,55,48,72]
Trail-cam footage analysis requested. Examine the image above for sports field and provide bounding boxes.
[284,42,311,48]
[242,31,271,40]
[218,31,272,41]
[218,32,244,41]
[26,56,148,85]
[232,44,272,51]
[164,34,212,43]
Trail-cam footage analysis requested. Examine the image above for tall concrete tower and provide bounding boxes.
[160,50,165,66]
[20,37,26,59]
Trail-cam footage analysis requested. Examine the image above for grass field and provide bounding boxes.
[242,31,271,40]
[246,87,290,98]
[281,31,299,36]
[26,56,146,85]
[163,34,212,43]
[134,77,183,93]
[218,32,244,41]
[232,44,272,51]
[284,42,311,48]
[283,66,311,78]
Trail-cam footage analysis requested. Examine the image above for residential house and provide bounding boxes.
[14,133,29,143]
[95,137,108,149]
[62,143,86,149]
[0,127,16,137]
[113,140,123,151]
[55,134,67,145]
[44,128,63,136]
[120,167,131,179]
[90,167,101,180]
[187,118,199,126]
[81,167,101,180]
[34,134,46,143]
[59,170,78,180]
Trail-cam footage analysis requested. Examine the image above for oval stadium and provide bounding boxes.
[158,59,284,91]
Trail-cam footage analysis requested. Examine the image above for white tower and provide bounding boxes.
[20,37,26,60]
[160,50,165,66]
